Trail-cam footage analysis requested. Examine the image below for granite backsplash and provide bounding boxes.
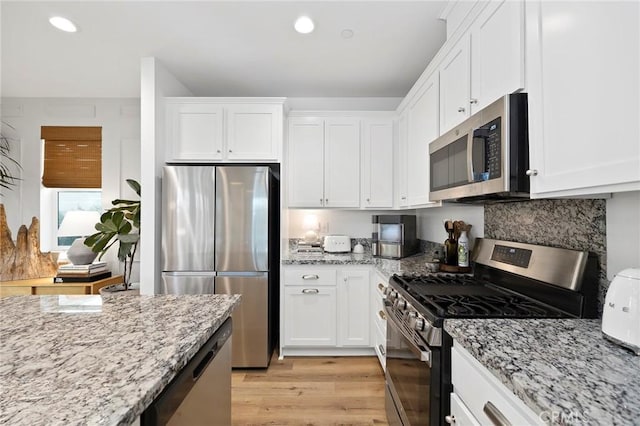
[484,199,607,315]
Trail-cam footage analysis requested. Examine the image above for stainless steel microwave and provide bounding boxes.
[429,93,530,202]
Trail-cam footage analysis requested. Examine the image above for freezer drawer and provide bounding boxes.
[161,273,216,294]
[215,273,270,368]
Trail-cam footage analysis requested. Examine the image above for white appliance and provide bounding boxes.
[323,235,351,253]
[602,268,640,355]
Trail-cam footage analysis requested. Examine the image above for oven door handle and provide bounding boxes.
[384,304,432,366]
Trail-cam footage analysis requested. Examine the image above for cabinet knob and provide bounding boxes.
[378,344,386,356]
[216,149,221,153]
[325,198,328,204]
[526,169,538,176]
[228,149,233,153]
[366,198,370,202]
[470,98,478,105]
[378,310,386,320]
[457,107,466,113]
[401,196,407,200]
[445,415,456,424]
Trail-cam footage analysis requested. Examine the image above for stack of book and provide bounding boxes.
[54,262,111,283]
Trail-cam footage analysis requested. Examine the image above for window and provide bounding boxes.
[40,126,103,250]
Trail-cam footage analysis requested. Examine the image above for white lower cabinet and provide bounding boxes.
[284,286,337,346]
[337,269,370,347]
[450,343,542,426]
[282,266,374,355]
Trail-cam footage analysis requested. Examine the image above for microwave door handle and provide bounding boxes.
[467,130,475,182]
[400,223,404,244]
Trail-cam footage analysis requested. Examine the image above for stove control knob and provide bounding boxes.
[393,298,406,310]
[408,311,417,319]
[414,318,425,331]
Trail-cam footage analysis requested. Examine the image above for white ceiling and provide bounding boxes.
[1,1,447,99]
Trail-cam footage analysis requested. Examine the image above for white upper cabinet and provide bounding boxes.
[324,119,361,208]
[439,0,525,133]
[166,99,283,162]
[525,0,640,196]
[225,104,282,160]
[287,116,360,208]
[407,73,440,207]
[396,111,409,208]
[469,0,525,114]
[440,35,471,134]
[167,102,225,160]
[361,119,394,208]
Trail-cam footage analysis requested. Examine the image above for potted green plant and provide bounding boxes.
[85,179,140,291]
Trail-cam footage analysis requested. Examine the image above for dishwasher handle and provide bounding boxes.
[192,342,218,381]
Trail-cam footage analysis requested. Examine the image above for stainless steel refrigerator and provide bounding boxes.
[161,165,279,368]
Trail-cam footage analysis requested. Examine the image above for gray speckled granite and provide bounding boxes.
[282,250,440,281]
[485,199,607,316]
[445,318,640,425]
[0,294,240,426]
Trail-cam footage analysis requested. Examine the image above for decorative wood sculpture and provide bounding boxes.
[0,204,58,281]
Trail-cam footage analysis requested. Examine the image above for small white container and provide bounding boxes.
[457,230,469,267]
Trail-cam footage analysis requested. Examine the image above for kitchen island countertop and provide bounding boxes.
[444,318,640,424]
[0,293,240,426]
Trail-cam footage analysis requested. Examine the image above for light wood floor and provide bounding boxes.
[232,355,388,425]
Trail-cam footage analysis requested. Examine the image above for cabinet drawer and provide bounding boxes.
[35,286,88,296]
[449,392,481,426]
[284,268,337,286]
[452,344,542,425]
[0,286,33,297]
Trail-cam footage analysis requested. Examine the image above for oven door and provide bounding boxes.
[384,304,440,426]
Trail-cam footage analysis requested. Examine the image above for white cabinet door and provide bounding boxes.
[396,111,409,207]
[284,286,337,346]
[226,104,281,160]
[470,0,524,114]
[449,393,481,426]
[407,73,439,206]
[337,269,370,347]
[526,1,640,196]
[168,103,224,161]
[362,119,393,208]
[288,118,325,207]
[324,118,360,208]
[440,35,471,134]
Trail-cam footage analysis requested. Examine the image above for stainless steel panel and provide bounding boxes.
[162,166,216,271]
[161,272,216,294]
[167,332,232,426]
[215,167,269,272]
[215,273,270,368]
[472,238,589,291]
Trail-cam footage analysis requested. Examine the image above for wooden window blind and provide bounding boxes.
[41,126,102,188]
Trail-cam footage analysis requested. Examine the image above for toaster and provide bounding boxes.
[602,268,640,355]
[323,235,351,253]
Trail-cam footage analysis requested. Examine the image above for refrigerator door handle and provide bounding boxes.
[216,272,267,277]
[162,271,217,276]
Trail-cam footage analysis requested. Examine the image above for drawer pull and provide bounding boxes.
[302,274,319,280]
[378,344,386,356]
[445,415,456,424]
[377,283,385,291]
[301,288,319,294]
[483,402,511,426]
[378,310,386,321]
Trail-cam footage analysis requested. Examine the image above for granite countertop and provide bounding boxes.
[0,294,241,426]
[445,318,640,424]
[282,250,437,280]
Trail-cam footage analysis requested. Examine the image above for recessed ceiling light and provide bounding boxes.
[294,16,314,34]
[49,16,77,33]
[341,29,354,39]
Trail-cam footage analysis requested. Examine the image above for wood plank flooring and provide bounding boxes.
[232,355,388,425]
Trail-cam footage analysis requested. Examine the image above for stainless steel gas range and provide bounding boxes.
[384,238,599,426]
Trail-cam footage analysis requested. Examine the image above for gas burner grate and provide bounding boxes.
[395,274,478,287]
[422,294,565,318]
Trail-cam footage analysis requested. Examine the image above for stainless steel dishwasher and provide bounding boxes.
[141,318,232,425]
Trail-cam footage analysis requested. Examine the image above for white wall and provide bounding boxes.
[0,98,140,274]
[606,191,640,279]
[139,57,192,294]
[287,209,416,240]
